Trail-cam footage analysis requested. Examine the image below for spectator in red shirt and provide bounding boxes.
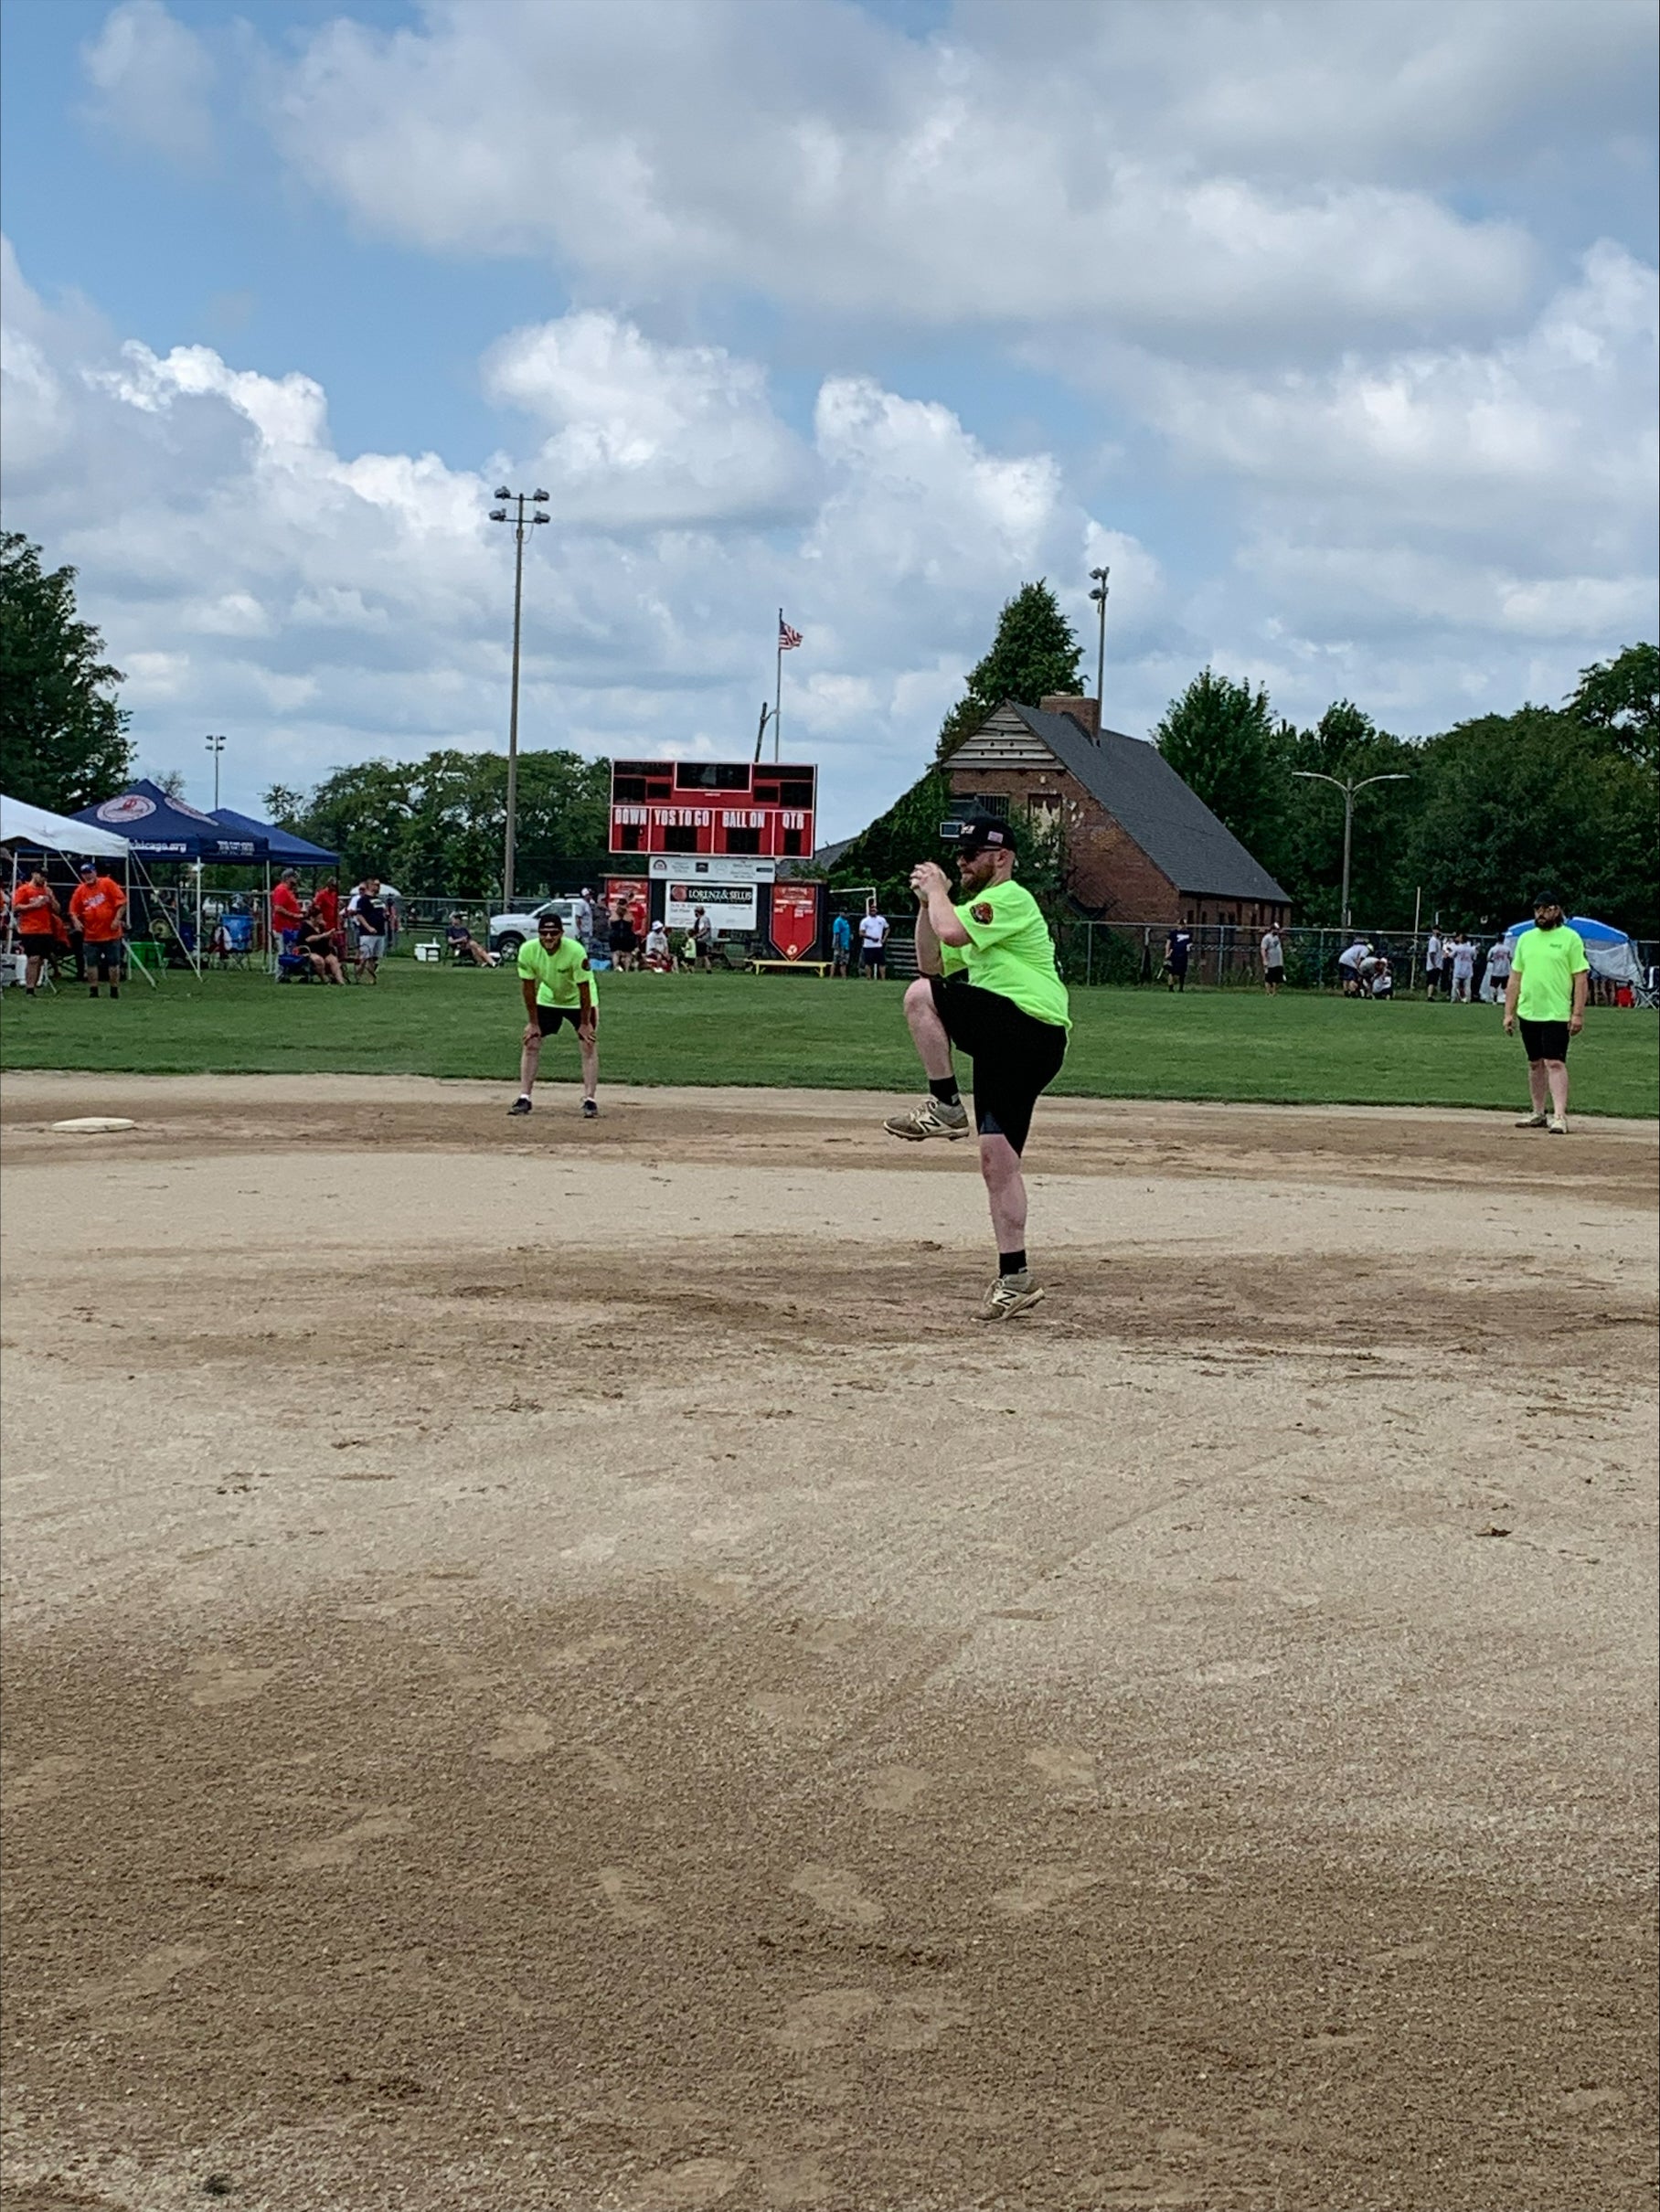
[307,878,344,960]
[69,862,128,998]
[271,868,305,946]
[13,864,60,994]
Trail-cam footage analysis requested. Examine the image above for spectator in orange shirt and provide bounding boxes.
[69,861,128,999]
[14,863,62,994]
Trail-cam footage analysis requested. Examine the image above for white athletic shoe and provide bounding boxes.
[1547,1114,1569,1135]
[884,1097,970,1142]
[1515,1111,1548,1128]
[979,1270,1046,1322]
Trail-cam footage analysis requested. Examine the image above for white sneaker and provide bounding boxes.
[1547,1115,1569,1135]
[978,1270,1046,1322]
[1515,1111,1548,1129]
[884,1097,970,1142]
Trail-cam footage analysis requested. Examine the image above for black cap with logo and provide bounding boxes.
[953,814,1014,857]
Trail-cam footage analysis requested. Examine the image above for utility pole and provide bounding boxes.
[487,486,550,907]
[204,733,226,810]
[1292,769,1411,933]
[1088,567,1109,724]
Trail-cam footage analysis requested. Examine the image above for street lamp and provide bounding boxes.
[204,732,227,811]
[1088,567,1110,719]
[1292,769,1411,933]
[487,486,550,908]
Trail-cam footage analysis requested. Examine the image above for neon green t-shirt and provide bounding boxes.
[517,935,598,1009]
[940,877,1070,1031]
[1511,924,1588,1023]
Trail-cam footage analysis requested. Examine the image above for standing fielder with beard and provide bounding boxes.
[883,814,1070,1319]
[1503,892,1589,1135]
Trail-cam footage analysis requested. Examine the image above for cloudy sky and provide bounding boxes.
[3,0,1655,834]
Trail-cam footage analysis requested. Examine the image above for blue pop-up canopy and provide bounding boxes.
[1505,915,1644,985]
[75,780,269,859]
[211,807,338,866]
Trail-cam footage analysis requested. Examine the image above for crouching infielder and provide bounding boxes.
[884,814,1069,1318]
[509,910,599,1120]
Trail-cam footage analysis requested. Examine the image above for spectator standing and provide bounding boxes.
[350,877,391,984]
[1164,924,1192,992]
[309,877,343,960]
[1484,935,1513,1004]
[859,902,890,979]
[1260,924,1285,995]
[692,904,714,971]
[610,909,637,972]
[1423,929,1443,998]
[271,868,305,949]
[1449,931,1476,1004]
[69,860,127,999]
[628,890,648,941]
[590,904,612,965]
[14,864,60,994]
[1505,894,1589,1135]
[571,888,594,950]
[830,909,853,977]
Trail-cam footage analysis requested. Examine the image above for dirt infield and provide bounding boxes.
[3,1075,1655,2212]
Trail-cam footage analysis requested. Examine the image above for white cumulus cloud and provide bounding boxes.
[80,0,216,167]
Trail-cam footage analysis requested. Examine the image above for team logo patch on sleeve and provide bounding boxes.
[970,902,995,924]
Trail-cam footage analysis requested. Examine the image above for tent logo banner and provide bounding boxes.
[96,794,155,824]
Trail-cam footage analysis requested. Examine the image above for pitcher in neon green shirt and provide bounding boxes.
[508,911,600,1120]
[1502,894,1589,1135]
[884,813,1069,1320]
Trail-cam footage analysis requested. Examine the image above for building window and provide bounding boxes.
[974,794,1010,818]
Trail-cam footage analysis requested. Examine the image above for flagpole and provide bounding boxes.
[774,608,783,764]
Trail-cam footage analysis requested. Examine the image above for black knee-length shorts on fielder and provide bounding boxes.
[930,975,1067,1155]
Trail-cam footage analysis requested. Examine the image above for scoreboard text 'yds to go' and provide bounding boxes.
[609,760,816,859]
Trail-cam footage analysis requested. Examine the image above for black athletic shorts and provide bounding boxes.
[1517,1016,1570,1062]
[536,1003,596,1036]
[929,974,1068,1155]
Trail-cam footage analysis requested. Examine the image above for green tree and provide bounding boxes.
[261,784,309,830]
[935,580,1083,760]
[277,748,610,898]
[1405,706,1657,936]
[0,531,132,813]
[1568,643,1658,773]
[1154,668,1288,877]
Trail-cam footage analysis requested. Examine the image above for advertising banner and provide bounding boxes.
[767,882,821,961]
[665,880,757,934]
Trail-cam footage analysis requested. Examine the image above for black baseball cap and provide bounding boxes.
[955,813,1014,857]
[1530,889,1564,909]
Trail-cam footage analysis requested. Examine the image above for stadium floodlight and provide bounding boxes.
[1293,769,1411,933]
[204,732,227,811]
[1087,566,1110,726]
[494,486,512,500]
[488,487,556,908]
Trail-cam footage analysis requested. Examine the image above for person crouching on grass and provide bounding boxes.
[509,910,599,1121]
[883,814,1070,1320]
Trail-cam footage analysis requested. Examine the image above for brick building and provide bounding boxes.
[948,697,1291,928]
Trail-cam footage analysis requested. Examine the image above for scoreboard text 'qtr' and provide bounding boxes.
[609,760,817,859]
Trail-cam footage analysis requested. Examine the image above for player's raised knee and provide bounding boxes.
[903,977,934,1016]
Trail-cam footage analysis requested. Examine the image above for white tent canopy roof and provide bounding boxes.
[2,794,133,858]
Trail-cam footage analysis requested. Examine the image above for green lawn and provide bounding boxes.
[2,966,1654,1115]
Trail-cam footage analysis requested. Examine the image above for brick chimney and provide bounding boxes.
[1040,694,1100,742]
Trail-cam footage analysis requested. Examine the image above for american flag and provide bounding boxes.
[778,615,803,650]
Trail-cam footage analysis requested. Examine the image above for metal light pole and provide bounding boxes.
[1293,769,1411,933]
[487,486,550,907]
[1088,567,1110,719]
[205,733,226,810]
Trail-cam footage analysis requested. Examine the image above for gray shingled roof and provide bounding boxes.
[1007,704,1291,904]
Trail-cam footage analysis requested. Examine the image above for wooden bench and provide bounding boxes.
[750,957,832,977]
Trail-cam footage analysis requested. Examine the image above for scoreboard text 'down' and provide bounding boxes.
[609,760,816,859]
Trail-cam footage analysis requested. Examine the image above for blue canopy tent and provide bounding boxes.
[74,781,271,973]
[1504,915,1645,989]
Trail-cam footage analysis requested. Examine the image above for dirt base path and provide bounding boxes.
[3,1077,1655,2211]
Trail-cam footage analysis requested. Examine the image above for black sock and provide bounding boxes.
[999,1249,1027,1277]
[928,1076,960,1106]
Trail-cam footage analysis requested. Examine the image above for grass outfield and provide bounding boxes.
[4,964,1655,1114]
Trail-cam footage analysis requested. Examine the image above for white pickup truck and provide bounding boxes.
[487,897,581,956]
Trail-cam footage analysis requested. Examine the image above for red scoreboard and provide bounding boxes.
[609,760,816,860]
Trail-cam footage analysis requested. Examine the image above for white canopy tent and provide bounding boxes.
[1,793,176,984]
[1,793,133,857]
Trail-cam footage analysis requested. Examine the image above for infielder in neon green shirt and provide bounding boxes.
[508,911,599,1120]
[1502,892,1590,1135]
[884,813,1069,1320]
